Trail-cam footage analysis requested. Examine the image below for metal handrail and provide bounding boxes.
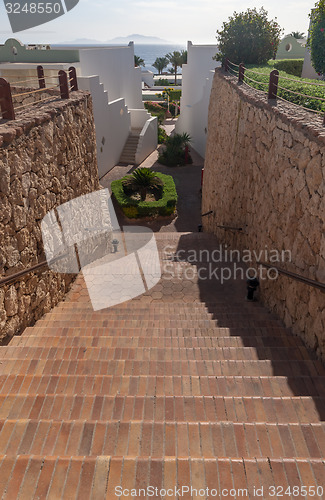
[0,253,67,288]
[258,261,325,292]
[217,225,243,231]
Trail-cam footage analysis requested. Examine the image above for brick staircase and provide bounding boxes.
[0,233,324,498]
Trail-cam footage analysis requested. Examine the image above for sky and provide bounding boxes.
[0,0,313,45]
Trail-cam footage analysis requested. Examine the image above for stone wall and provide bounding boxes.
[0,90,99,340]
[203,68,325,361]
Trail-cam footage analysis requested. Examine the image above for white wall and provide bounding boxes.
[79,42,143,109]
[142,70,154,87]
[175,41,220,158]
[78,75,130,177]
[135,117,158,165]
[129,109,152,130]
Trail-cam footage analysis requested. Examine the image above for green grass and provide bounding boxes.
[229,59,325,114]
[111,172,177,218]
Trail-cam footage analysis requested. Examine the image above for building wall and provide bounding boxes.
[79,43,143,110]
[276,36,306,60]
[0,38,79,63]
[0,91,99,340]
[203,69,325,361]
[176,41,220,158]
[78,76,131,177]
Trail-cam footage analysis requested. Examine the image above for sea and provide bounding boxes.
[133,44,186,73]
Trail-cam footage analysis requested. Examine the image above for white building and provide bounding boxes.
[0,39,157,177]
[175,41,220,158]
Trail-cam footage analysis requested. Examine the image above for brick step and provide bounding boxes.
[22,326,292,338]
[0,359,323,377]
[53,301,269,310]
[0,345,311,362]
[1,375,324,397]
[0,395,323,423]
[0,456,324,500]
[34,318,284,329]
[10,334,304,349]
[42,312,275,322]
[0,420,324,458]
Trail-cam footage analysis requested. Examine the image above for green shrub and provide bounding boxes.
[158,133,192,167]
[144,101,166,125]
[215,8,282,64]
[111,172,177,218]
[169,89,182,101]
[273,59,303,77]
[240,61,325,112]
[158,126,168,144]
[307,0,325,75]
[154,78,171,86]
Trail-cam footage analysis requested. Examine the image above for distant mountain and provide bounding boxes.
[58,38,107,45]
[107,34,171,45]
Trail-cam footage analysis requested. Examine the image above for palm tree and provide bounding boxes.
[289,31,305,39]
[134,55,145,67]
[166,50,187,84]
[166,51,181,85]
[180,50,187,65]
[122,168,164,201]
[153,57,168,75]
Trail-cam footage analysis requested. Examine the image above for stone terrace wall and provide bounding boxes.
[203,68,325,361]
[0,91,100,340]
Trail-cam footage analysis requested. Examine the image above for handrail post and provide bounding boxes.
[69,66,78,91]
[238,63,245,82]
[224,58,229,72]
[268,69,279,100]
[0,78,15,120]
[37,65,46,89]
[58,70,69,99]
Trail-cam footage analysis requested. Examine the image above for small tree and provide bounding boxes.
[215,8,282,65]
[153,57,168,75]
[307,1,325,75]
[134,55,145,67]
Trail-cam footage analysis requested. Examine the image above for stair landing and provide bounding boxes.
[0,233,324,498]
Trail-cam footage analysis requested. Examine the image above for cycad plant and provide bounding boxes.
[122,168,164,201]
[158,133,192,166]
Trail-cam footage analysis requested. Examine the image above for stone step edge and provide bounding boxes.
[0,454,323,463]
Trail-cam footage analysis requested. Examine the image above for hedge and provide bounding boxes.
[111,172,177,218]
[273,59,304,77]
[240,60,325,113]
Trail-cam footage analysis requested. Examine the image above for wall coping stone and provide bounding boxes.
[0,89,91,146]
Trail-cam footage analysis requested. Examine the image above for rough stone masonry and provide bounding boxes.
[203,68,325,361]
[0,91,100,340]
